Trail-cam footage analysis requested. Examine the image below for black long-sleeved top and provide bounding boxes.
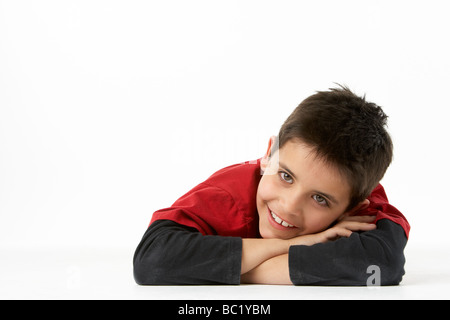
[134,160,409,285]
[133,218,407,285]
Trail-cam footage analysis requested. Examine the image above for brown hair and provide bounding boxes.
[274,85,393,211]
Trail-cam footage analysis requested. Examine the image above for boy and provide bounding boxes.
[133,86,410,285]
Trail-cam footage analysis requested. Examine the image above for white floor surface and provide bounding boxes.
[0,243,448,300]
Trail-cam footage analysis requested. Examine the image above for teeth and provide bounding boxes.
[281,221,290,228]
[271,211,295,228]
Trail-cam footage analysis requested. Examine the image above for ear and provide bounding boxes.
[337,199,370,221]
[260,136,277,172]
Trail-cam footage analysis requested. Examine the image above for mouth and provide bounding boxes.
[267,206,297,230]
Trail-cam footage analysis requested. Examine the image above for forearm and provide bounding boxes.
[240,218,402,285]
[134,220,242,285]
[240,233,322,276]
[288,220,407,286]
[241,254,291,285]
[241,238,290,274]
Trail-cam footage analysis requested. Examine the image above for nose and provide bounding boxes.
[281,190,303,217]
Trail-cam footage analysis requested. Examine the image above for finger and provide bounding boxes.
[339,215,376,223]
[323,229,350,242]
[338,221,377,232]
[333,227,353,238]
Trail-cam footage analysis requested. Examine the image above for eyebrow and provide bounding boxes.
[279,162,297,180]
[279,161,340,205]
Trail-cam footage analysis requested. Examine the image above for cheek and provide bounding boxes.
[257,175,278,203]
[303,215,329,234]
[256,176,278,228]
[301,209,340,234]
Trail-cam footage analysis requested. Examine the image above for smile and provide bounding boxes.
[268,207,297,229]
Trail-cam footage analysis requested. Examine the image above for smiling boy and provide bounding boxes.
[133,86,410,285]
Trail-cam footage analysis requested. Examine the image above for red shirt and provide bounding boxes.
[150,159,410,239]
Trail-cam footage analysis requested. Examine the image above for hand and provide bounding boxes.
[320,215,377,241]
[288,215,377,247]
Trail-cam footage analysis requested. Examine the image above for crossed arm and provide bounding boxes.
[134,215,406,285]
[240,215,376,284]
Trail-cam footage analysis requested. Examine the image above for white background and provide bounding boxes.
[1,0,449,299]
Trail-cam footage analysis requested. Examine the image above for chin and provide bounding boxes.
[259,226,293,240]
[259,225,275,239]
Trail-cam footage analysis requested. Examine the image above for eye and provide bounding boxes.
[279,171,293,184]
[313,194,329,207]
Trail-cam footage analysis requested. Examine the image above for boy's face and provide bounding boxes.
[256,139,353,240]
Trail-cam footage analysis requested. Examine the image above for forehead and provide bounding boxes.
[277,140,351,201]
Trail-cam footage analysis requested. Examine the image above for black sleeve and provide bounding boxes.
[133,220,243,285]
[288,219,408,286]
